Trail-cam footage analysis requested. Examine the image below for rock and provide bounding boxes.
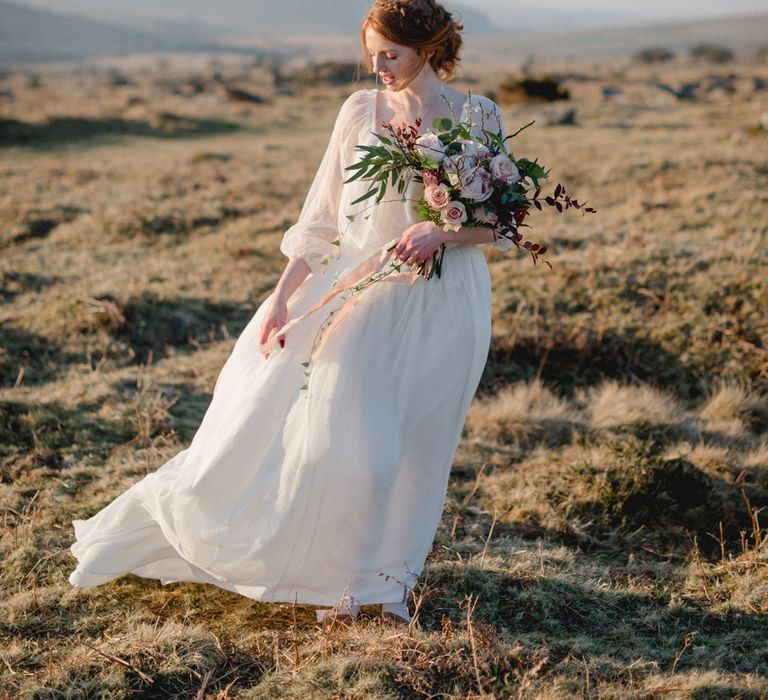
[498,75,570,104]
[224,87,268,104]
[650,81,699,101]
[702,75,736,94]
[536,106,577,126]
[280,61,361,86]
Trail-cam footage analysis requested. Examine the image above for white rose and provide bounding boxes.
[490,154,521,183]
[413,131,446,162]
[460,169,494,202]
[456,138,490,160]
[424,183,451,209]
[441,200,468,231]
[443,153,477,188]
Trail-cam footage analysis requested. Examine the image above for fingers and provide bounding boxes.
[259,320,275,346]
[260,316,287,344]
[260,325,285,359]
[393,247,423,266]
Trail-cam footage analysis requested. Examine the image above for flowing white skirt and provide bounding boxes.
[68,242,493,605]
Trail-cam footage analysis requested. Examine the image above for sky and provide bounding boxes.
[459,0,768,24]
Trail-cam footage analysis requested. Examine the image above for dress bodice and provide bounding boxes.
[338,89,476,257]
[279,88,507,275]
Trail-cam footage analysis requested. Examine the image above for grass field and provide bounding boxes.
[1,47,767,698]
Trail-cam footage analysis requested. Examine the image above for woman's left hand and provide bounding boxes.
[392,221,444,266]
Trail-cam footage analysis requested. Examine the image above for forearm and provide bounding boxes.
[274,257,311,303]
[440,224,500,246]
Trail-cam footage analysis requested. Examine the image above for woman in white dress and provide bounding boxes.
[68,0,512,630]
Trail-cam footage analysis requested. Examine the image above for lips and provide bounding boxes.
[381,75,395,84]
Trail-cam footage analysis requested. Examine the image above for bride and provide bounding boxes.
[68,0,511,631]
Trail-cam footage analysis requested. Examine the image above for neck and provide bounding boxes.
[390,66,446,114]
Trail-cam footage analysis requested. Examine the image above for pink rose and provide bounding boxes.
[425,183,451,209]
[460,169,494,202]
[441,200,468,231]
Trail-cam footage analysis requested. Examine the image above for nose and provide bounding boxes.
[372,56,386,74]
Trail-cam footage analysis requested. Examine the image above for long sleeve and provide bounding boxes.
[280,91,366,275]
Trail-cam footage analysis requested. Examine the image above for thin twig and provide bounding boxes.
[479,508,499,568]
[80,639,154,684]
[463,593,484,695]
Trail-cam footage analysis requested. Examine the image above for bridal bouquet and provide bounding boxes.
[343,96,596,279]
[262,97,596,393]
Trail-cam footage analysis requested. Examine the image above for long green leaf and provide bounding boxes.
[350,187,381,205]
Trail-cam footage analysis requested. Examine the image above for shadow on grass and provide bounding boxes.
[447,437,768,561]
[421,563,767,677]
[0,114,241,148]
[0,271,59,303]
[482,327,701,399]
[104,292,251,365]
[0,324,81,388]
[0,398,134,482]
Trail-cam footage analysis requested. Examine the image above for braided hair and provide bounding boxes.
[361,0,464,84]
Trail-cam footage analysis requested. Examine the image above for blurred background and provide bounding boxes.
[2,0,768,62]
[1,2,767,698]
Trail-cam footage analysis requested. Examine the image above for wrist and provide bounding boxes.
[433,221,456,244]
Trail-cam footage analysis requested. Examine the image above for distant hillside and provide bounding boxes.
[0,0,229,62]
[465,11,768,62]
[11,0,493,37]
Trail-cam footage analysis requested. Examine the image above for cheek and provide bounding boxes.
[406,56,422,72]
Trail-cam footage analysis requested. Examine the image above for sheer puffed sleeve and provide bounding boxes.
[279,90,370,274]
[468,95,514,252]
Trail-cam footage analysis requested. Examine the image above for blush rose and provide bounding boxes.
[441,201,468,231]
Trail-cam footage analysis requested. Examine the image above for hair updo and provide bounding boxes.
[361,0,464,85]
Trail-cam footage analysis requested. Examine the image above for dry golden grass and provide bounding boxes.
[1,47,767,697]
[585,381,684,430]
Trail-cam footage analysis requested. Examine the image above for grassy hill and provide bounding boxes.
[0,0,228,62]
[0,41,766,698]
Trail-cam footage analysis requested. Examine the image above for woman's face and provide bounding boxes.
[364,26,424,90]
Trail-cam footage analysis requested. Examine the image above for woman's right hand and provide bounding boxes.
[259,294,288,358]
[259,256,311,358]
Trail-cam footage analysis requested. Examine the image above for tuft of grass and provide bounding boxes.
[699,379,768,434]
[586,381,683,430]
[467,379,580,447]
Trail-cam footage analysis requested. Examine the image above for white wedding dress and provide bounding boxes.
[68,88,511,606]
